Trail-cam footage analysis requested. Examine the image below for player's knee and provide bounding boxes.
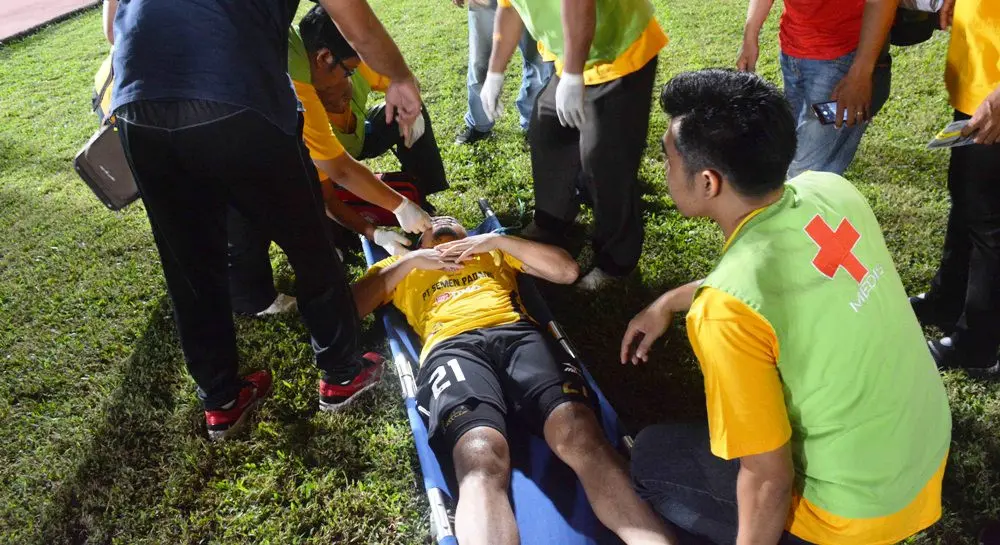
[453,427,511,484]
[546,402,605,462]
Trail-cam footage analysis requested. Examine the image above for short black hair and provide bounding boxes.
[659,69,796,198]
[299,5,359,61]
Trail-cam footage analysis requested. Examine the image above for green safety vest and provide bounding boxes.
[698,171,951,518]
[505,0,652,70]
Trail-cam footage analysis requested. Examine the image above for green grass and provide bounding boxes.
[1,1,998,543]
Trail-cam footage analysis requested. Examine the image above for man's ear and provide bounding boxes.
[314,48,334,70]
[698,169,724,199]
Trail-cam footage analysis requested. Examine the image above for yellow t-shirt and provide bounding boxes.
[687,286,946,545]
[498,0,667,86]
[362,250,528,362]
[292,79,347,166]
[945,0,1000,115]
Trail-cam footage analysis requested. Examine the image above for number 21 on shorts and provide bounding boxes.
[431,359,466,399]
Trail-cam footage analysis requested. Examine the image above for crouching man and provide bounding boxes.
[353,217,676,545]
[622,69,951,545]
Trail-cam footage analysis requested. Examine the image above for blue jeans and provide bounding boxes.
[780,48,891,178]
[465,0,544,132]
[631,423,814,545]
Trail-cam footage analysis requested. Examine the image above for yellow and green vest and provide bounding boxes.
[699,171,951,518]
[505,0,653,72]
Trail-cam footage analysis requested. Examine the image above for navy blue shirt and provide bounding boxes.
[111,0,301,134]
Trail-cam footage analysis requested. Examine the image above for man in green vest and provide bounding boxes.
[479,0,667,290]
[622,69,951,545]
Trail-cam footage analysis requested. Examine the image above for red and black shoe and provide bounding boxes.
[319,352,385,412]
[205,370,273,441]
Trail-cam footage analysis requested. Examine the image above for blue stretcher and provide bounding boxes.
[361,199,633,545]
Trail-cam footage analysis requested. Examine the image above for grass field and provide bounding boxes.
[1,0,999,543]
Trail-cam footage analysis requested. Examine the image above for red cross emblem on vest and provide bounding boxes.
[804,215,869,283]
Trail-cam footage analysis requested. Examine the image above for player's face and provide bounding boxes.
[420,216,468,248]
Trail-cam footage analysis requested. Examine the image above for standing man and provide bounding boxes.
[910,0,1000,374]
[455,0,544,144]
[111,0,425,440]
[737,0,896,177]
[623,69,950,545]
[481,0,667,289]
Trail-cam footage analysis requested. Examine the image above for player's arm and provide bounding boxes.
[436,234,579,285]
[736,0,774,72]
[352,250,459,318]
[496,236,579,284]
[560,0,596,75]
[488,3,525,74]
[736,444,795,545]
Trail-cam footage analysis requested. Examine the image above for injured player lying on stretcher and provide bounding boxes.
[352,216,676,545]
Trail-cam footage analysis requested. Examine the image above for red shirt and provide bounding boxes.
[779,0,865,60]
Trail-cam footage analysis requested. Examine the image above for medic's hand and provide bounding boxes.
[620,298,674,365]
[373,228,412,256]
[555,72,586,128]
[481,72,505,122]
[393,197,432,233]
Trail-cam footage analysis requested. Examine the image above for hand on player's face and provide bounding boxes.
[406,248,462,272]
[436,233,501,263]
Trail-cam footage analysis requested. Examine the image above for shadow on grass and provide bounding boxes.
[36,296,185,544]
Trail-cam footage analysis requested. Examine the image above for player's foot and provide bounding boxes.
[577,268,616,291]
[455,126,491,145]
[928,337,1000,378]
[909,292,956,331]
[256,293,297,317]
[205,370,274,441]
[319,352,386,412]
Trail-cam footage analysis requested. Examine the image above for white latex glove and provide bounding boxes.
[373,228,412,256]
[555,72,586,128]
[401,112,425,148]
[480,72,505,122]
[393,197,432,233]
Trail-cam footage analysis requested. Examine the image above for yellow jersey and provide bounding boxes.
[362,250,529,362]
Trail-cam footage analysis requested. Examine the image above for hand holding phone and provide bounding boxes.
[812,101,850,126]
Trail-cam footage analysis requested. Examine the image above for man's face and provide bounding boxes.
[663,120,702,218]
[420,216,469,248]
[311,49,360,114]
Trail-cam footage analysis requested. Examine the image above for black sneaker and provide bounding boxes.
[455,126,491,145]
[909,292,958,331]
[928,337,1000,378]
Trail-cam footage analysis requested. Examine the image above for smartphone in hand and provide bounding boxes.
[812,101,849,125]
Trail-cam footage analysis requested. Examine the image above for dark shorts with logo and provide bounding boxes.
[416,320,591,457]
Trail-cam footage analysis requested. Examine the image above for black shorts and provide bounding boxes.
[416,321,591,457]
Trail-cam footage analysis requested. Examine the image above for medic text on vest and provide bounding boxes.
[849,263,885,313]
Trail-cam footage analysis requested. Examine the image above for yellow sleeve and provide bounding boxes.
[358,62,390,93]
[501,250,525,272]
[292,79,346,162]
[686,287,791,460]
[498,0,512,6]
[358,256,403,306]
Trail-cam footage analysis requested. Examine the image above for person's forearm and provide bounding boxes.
[102,0,117,44]
[488,5,525,73]
[318,0,413,82]
[735,465,793,545]
[352,257,416,318]
[851,0,898,75]
[652,279,702,315]
[495,235,579,284]
[315,155,405,212]
[561,0,596,75]
[324,195,376,240]
[743,0,774,42]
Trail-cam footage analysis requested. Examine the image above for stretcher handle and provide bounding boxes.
[477,198,495,219]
